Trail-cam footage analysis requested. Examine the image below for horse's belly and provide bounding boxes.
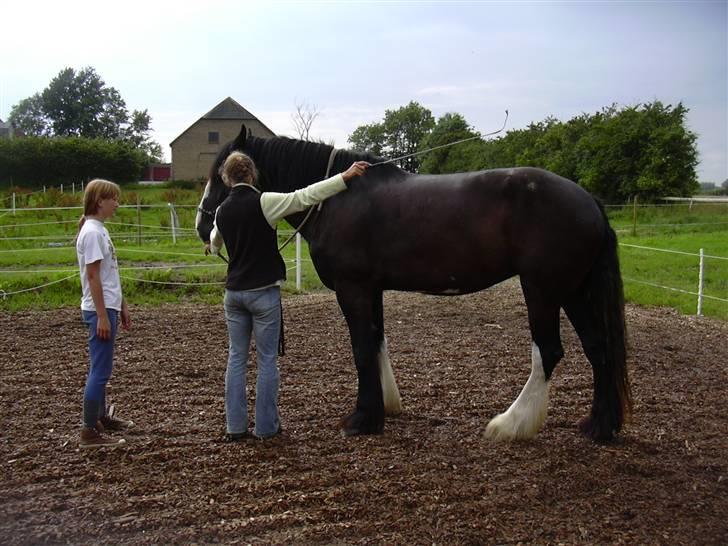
[381,260,514,295]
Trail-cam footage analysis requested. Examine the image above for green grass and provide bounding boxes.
[1,189,726,319]
[617,231,728,320]
[0,187,324,310]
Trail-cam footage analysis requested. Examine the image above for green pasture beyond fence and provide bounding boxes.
[1,186,727,320]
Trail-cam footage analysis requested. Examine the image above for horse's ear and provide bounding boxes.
[234,124,247,146]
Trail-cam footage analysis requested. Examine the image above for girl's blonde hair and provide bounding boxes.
[77,178,121,231]
[222,152,258,187]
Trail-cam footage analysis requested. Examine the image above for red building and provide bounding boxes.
[142,163,172,181]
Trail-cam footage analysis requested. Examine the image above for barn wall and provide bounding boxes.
[171,119,274,181]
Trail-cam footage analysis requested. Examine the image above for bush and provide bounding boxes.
[0,136,147,189]
[164,180,204,191]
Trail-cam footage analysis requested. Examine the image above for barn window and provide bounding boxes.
[208,131,219,144]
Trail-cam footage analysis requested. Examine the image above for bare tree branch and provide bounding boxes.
[292,100,320,141]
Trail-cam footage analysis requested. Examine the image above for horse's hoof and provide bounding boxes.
[338,410,384,436]
[577,415,614,443]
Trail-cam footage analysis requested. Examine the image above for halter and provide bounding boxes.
[197,205,216,218]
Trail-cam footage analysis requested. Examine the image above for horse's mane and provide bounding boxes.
[247,135,406,192]
[208,133,407,195]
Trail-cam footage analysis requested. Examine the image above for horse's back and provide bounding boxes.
[316,166,605,294]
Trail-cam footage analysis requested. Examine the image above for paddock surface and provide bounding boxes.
[1,279,727,545]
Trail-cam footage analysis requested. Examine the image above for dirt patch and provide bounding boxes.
[1,279,727,545]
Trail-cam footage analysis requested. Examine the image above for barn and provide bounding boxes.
[170,97,275,181]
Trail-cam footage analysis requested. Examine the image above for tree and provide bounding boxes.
[121,109,163,161]
[383,102,435,172]
[418,113,480,174]
[348,101,434,173]
[8,95,49,136]
[291,100,320,141]
[468,101,698,203]
[574,102,698,202]
[348,100,698,201]
[348,122,386,156]
[9,67,162,161]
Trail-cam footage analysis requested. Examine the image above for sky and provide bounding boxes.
[1,0,726,183]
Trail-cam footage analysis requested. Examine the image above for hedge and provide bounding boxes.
[0,137,147,188]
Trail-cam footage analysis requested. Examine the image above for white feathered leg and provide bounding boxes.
[485,343,550,440]
[379,337,401,415]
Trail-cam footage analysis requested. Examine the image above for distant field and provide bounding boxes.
[1,187,726,319]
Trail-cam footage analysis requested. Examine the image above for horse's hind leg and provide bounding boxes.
[485,283,563,440]
[564,298,627,441]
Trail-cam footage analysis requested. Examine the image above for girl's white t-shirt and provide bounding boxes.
[76,218,122,311]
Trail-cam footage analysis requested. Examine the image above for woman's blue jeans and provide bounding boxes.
[82,309,118,429]
[224,286,281,438]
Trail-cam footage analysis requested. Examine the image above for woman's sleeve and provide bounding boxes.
[260,174,347,227]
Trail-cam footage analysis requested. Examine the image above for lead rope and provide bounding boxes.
[278,298,285,356]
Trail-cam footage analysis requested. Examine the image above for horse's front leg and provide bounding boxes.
[335,281,385,436]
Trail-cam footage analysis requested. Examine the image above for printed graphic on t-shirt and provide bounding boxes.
[107,237,117,269]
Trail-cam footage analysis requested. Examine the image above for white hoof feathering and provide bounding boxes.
[485,343,550,440]
[379,337,402,415]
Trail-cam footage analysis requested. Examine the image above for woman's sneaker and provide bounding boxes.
[100,404,135,431]
[80,427,126,449]
[99,414,134,431]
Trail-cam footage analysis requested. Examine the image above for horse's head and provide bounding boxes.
[195,125,250,242]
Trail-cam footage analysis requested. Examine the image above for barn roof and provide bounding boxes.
[202,97,258,120]
[170,97,275,146]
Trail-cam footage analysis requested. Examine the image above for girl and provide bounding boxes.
[76,179,133,448]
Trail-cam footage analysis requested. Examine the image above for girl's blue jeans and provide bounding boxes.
[224,286,281,438]
[82,309,118,428]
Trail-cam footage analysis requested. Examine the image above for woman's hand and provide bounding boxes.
[342,161,371,182]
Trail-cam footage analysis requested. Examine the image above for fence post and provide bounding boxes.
[136,195,142,246]
[168,202,178,244]
[296,233,302,291]
[12,192,15,216]
[697,248,704,316]
[631,194,638,236]
[61,184,64,194]
[72,182,75,194]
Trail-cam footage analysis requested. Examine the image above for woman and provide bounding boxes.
[207,151,369,440]
[76,179,134,448]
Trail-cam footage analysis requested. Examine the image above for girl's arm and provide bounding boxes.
[86,260,111,340]
[120,300,131,331]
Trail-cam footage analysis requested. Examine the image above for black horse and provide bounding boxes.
[196,125,631,442]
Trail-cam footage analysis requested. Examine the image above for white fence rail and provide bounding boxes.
[619,243,728,316]
[1,202,726,315]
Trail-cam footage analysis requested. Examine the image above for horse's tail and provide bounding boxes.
[575,202,632,441]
